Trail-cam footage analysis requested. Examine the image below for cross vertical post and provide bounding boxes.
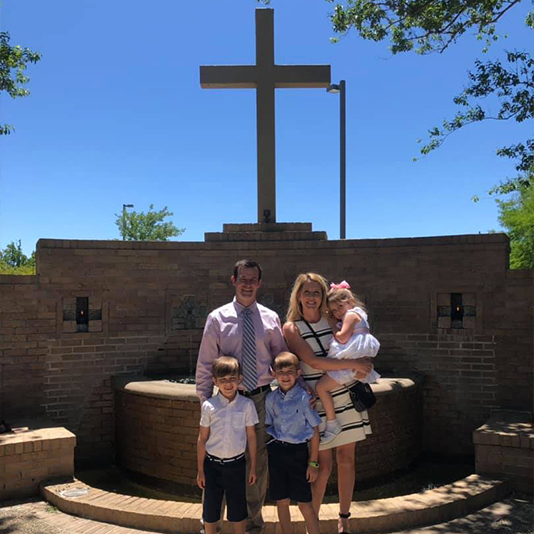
[255,10,276,223]
[200,9,331,224]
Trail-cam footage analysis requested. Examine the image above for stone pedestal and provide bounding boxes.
[0,418,76,500]
[205,222,328,242]
[474,410,534,494]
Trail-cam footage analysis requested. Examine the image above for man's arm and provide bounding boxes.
[284,322,371,372]
[196,314,219,402]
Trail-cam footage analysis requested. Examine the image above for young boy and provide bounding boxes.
[197,356,258,534]
[265,352,322,534]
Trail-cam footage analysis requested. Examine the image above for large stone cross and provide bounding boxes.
[200,9,331,223]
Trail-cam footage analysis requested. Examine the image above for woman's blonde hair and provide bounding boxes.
[286,273,330,323]
[327,287,366,312]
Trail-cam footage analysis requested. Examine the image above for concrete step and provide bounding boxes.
[42,474,510,534]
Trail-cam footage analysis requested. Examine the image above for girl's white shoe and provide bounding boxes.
[320,420,342,445]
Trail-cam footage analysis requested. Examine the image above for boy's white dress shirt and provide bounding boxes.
[200,392,259,459]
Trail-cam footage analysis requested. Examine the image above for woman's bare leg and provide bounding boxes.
[311,448,332,516]
[336,443,356,533]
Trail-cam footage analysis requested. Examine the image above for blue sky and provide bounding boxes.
[1,0,532,255]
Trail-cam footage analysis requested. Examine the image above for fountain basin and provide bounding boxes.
[113,375,423,495]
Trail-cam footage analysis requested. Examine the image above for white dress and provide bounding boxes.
[327,307,381,385]
[295,316,371,451]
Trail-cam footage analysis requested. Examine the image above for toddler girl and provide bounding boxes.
[317,281,380,444]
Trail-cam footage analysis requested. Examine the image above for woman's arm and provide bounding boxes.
[283,322,373,373]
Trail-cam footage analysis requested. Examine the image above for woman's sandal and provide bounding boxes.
[338,512,351,534]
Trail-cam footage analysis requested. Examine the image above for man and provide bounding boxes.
[196,259,287,534]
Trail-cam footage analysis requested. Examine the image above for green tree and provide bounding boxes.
[0,32,41,135]
[115,204,186,241]
[0,240,36,274]
[322,0,534,196]
[497,177,534,268]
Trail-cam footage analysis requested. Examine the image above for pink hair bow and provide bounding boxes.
[330,280,351,290]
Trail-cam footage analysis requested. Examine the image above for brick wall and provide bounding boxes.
[0,233,532,464]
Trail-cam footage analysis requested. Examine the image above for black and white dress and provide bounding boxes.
[295,316,372,451]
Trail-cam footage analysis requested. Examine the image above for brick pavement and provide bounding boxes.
[0,496,532,534]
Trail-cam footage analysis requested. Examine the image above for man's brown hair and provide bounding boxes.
[233,259,262,280]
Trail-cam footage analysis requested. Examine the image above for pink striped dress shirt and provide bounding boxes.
[195,298,287,402]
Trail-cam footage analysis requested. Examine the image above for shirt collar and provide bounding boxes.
[276,384,301,400]
[216,391,240,406]
[233,297,258,315]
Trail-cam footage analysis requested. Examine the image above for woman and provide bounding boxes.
[283,273,373,534]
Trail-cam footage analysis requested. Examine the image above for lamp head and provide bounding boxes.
[327,84,340,94]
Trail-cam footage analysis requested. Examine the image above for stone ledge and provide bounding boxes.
[112,375,199,401]
[0,418,76,450]
[35,232,509,250]
[205,230,328,242]
[473,410,533,449]
[0,274,39,285]
[42,474,509,534]
[0,418,76,500]
[112,376,418,402]
[223,223,313,232]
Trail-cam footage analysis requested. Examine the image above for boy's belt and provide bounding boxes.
[238,384,271,397]
[268,439,308,448]
[206,452,245,464]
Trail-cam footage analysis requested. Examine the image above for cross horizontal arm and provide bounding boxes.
[200,66,257,88]
[274,65,331,88]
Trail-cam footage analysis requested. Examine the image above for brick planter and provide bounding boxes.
[113,376,422,494]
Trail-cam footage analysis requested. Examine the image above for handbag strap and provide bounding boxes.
[301,317,328,358]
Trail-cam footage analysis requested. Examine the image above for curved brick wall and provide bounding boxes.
[114,376,422,494]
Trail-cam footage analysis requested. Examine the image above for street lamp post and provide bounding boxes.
[122,204,134,240]
[327,80,346,240]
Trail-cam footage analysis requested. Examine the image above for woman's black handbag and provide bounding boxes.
[348,381,376,412]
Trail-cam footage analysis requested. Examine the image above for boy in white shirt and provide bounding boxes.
[197,356,258,534]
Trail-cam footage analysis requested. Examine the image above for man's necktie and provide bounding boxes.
[241,308,258,392]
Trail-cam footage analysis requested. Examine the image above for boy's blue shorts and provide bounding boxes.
[267,440,311,503]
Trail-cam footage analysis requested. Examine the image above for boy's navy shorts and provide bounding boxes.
[267,440,311,503]
[203,454,247,523]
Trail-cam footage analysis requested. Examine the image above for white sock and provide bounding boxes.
[325,420,338,431]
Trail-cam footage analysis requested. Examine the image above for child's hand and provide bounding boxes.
[197,471,206,489]
[306,465,318,483]
[248,471,257,485]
